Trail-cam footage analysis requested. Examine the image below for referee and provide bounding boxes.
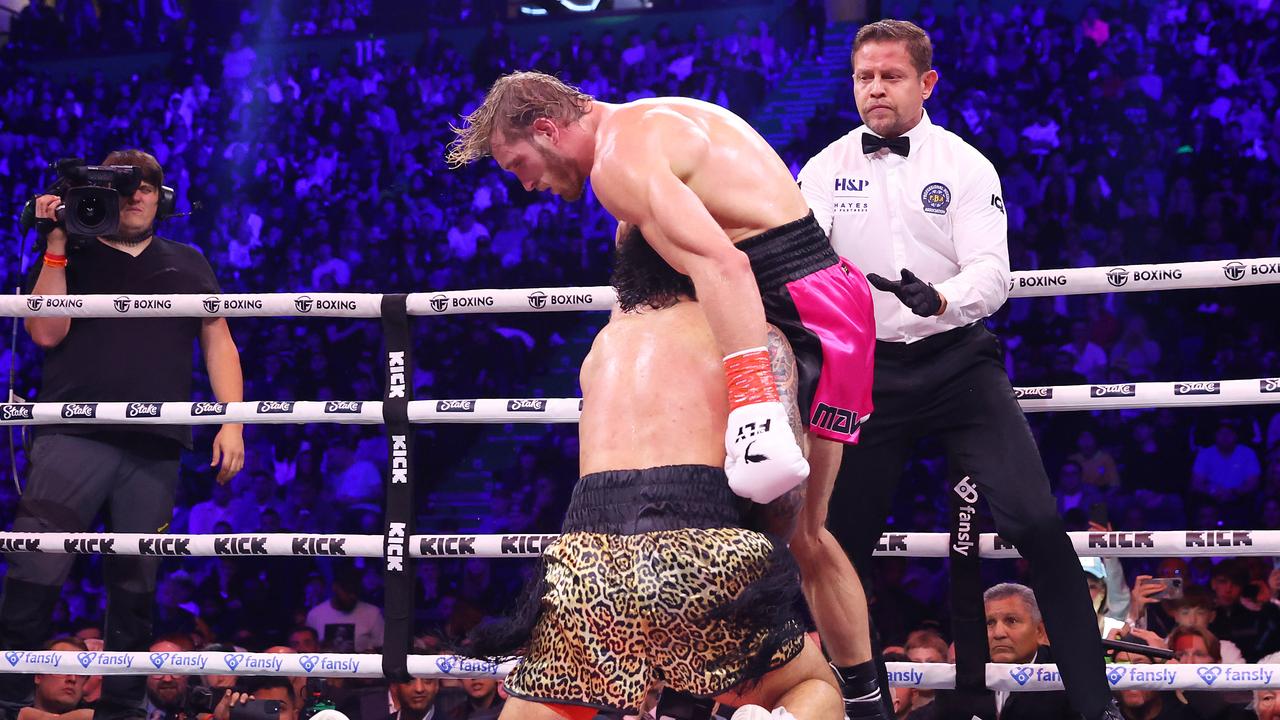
[799,20,1120,720]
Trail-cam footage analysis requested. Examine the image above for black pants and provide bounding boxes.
[0,433,178,720]
[828,324,1110,719]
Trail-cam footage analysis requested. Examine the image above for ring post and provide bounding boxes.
[381,294,414,682]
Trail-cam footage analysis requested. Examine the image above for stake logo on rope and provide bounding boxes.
[324,401,363,413]
[507,399,547,412]
[62,403,98,419]
[191,402,227,416]
[436,400,475,412]
[1090,384,1135,398]
[256,401,295,414]
[0,404,34,421]
[127,402,161,417]
[1174,382,1220,395]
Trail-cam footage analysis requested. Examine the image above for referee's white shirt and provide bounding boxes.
[799,109,1010,343]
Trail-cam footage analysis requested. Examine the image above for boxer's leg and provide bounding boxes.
[716,636,842,720]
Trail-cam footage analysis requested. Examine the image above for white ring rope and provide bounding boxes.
[889,662,1280,691]
[0,377,1276,426]
[0,651,513,679]
[3,257,1278,318]
[0,651,1275,691]
[0,529,1267,559]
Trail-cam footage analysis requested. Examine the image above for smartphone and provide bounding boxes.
[230,700,283,720]
[1088,501,1110,527]
[1145,577,1184,601]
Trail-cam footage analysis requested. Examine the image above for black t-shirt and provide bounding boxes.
[24,237,220,448]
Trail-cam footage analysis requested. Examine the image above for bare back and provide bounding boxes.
[592,97,810,243]
[579,301,727,474]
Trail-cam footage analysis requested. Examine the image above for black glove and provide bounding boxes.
[866,268,944,317]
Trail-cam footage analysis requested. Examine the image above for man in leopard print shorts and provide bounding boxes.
[468,228,845,720]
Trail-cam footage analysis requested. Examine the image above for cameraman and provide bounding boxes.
[0,149,245,720]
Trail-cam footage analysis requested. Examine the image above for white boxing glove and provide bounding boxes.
[724,401,809,503]
[722,347,810,503]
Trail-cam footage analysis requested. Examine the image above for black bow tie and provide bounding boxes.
[862,134,910,157]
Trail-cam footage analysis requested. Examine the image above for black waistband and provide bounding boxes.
[735,212,839,292]
[562,465,742,534]
[874,322,988,361]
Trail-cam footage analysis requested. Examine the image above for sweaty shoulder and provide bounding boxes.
[603,101,710,154]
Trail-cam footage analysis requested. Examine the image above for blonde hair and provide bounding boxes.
[446,71,593,168]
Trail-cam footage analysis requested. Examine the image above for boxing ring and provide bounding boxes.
[3,255,1280,697]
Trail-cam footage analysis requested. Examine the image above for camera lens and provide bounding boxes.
[76,195,104,225]
[63,186,120,236]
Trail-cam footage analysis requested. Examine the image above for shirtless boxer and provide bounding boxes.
[448,72,885,717]
[471,228,840,720]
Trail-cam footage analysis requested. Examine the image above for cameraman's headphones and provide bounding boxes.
[156,184,177,223]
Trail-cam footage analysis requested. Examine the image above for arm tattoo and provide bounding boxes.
[747,325,806,540]
[766,325,804,446]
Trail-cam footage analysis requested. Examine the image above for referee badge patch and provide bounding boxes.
[921,182,951,215]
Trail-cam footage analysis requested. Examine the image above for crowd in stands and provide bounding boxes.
[1,0,1280,717]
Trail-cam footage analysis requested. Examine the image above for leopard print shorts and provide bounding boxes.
[500,466,806,714]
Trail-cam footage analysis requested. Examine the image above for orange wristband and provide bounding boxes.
[43,253,67,268]
[723,347,780,410]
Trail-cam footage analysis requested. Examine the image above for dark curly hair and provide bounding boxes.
[611,225,696,312]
